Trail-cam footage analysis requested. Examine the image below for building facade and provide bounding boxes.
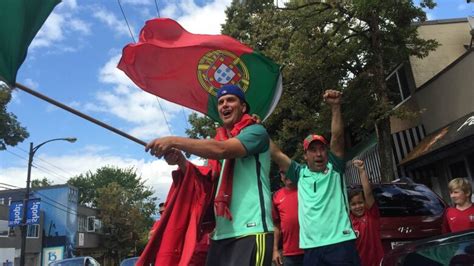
[345,17,474,202]
[0,184,103,265]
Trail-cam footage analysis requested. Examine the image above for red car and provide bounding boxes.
[351,179,447,252]
[381,229,474,266]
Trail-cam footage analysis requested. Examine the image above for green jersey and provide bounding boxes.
[212,124,274,240]
[287,152,356,248]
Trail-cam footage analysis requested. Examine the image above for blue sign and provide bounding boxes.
[27,198,41,224]
[8,199,41,227]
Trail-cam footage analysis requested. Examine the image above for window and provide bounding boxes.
[27,224,39,238]
[0,198,4,205]
[78,215,87,232]
[0,220,9,237]
[87,216,95,232]
[386,64,411,106]
[85,216,102,233]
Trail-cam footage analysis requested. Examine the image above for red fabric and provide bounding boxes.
[272,187,303,256]
[151,220,160,231]
[137,162,217,266]
[117,18,253,116]
[442,205,474,233]
[213,114,256,220]
[350,204,384,266]
[137,114,255,265]
[188,230,211,266]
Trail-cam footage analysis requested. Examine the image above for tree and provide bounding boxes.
[68,166,156,258]
[97,182,150,264]
[218,0,438,181]
[0,82,29,150]
[185,112,217,140]
[31,177,53,188]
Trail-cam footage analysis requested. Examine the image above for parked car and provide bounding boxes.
[120,257,139,266]
[349,178,447,252]
[381,229,474,265]
[49,256,100,266]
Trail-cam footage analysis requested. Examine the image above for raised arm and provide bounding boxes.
[146,136,247,160]
[270,140,291,173]
[324,90,344,158]
[353,159,375,208]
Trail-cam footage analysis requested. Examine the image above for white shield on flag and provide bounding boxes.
[214,64,236,84]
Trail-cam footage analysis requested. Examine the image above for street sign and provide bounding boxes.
[8,198,41,227]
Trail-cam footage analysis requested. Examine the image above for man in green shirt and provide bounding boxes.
[146,84,274,266]
[271,89,360,265]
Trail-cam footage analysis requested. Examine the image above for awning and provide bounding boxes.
[400,112,474,167]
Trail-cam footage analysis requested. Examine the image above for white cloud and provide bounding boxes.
[162,0,232,34]
[92,8,134,37]
[0,152,177,205]
[71,54,182,139]
[70,18,92,35]
[122,0,152,5]
[0,149,206,207]
[426,12,435,21]
[30,2,91,51]
[31,12,65,49]
[23,78,39,90]
[457,4,467,11]
[59,0,78,10]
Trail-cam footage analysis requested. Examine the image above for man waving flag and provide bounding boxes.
[118,18,282,122]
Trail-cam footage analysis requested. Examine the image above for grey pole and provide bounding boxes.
[19,138,77,266]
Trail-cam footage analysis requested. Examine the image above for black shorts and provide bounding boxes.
[205,233,273,266]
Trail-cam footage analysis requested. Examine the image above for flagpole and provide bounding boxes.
[14,82,147,147]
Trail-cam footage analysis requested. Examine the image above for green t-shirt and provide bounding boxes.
[212,124,274,240]
[287,152,356,248]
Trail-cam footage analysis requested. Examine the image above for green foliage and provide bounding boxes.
[31,177,53,188]
[218,0,439,181]
[0,82,29,150]
[68,166,156,258]
[97,182,151,262]
[185,112,217,139]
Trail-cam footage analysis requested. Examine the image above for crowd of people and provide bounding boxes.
[144,85,473,266]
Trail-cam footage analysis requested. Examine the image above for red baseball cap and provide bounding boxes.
[303,134,328,151]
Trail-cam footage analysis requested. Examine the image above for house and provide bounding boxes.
[345,17,474,202]
[0,184,104,265]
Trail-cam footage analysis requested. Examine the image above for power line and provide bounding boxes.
[0,182,78,216]
[181,107,190,130]
[156,97,173,135]
[4,148,71,183]
[117,0,136,43]
[154,0,161,17]
[14,146,77,178]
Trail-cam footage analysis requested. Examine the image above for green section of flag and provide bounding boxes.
[206,51,282,123]
[0,0,60,86]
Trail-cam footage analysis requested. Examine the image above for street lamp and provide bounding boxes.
[19,137,77,266]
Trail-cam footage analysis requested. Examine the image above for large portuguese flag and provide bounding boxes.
[118,18,282,122]
[0,0,60,86]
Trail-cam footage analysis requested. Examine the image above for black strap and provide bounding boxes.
[255,154,268,232]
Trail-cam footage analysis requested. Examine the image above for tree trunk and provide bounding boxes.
[370,10,396,182]
[376,118,395,182]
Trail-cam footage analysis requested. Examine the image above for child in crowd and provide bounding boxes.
[349,159,384,266]
[442,177,474,233]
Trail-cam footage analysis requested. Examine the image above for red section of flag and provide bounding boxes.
[118,18,254,115]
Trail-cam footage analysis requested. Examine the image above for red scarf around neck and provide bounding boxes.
[213,114,256,220]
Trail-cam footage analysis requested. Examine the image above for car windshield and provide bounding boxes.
[373,184,445,217]
[120,257,139,266]
[49,258,84,266]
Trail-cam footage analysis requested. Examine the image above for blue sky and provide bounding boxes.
[1,0,473,204]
